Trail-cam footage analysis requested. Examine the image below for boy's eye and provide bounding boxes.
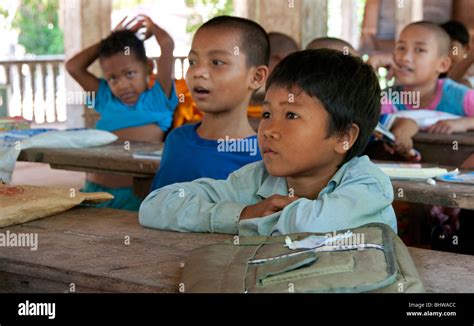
[212,59,224,66]
[108,76,117,83]
[188,59,196,66]
[126,71,136,77]
[286,112,299,119]
[262,111,270,119]
[415,48,426,53]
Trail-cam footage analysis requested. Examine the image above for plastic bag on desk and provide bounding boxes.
[0,184,113,227]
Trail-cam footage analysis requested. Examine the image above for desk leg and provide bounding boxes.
[133,178,153,199]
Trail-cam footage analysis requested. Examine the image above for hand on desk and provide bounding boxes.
[427,118,474,134]
[384,117,420,161]
[239,194,299,220]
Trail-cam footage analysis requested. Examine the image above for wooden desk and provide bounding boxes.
[0,208,472,293]
[392,179,474,210]
[413,132,474,167]
[17,144,474,209]
[18,142,161,197]
[365,132,474,167]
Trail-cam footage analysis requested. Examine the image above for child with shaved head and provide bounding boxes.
[380,21,474,145]
[306,37,359,56]
[267,32,299,74]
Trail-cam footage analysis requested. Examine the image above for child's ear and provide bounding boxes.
[334,123,360,155]
[437,55,451,74]
[249,65,269,91]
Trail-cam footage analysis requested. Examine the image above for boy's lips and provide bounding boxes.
[120,92,136,102]
[191,86,211,100]
[395,65,415,74]
[262,146,279,157]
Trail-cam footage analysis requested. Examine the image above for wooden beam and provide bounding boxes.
[60,0,112,129]
[395,0,424,38]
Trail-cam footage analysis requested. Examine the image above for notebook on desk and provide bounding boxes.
[132,150,162,160]
[375,163,450,181]
[436,172,474,185]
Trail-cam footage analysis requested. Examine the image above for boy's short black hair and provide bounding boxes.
[99,30,147,64]
[198,15,269,67]
[266,49,381,164]
[440,20,470,46]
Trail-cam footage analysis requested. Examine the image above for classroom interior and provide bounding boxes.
[1,0,474,296]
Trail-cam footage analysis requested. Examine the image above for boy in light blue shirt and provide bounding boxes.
[139,49,397,236]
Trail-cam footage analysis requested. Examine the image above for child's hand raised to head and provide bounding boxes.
[427,118,474,134]
[113,15,155,40]
[239,194,299,220]
[132,15,156,40]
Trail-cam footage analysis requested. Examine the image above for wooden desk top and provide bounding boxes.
[413,132,474,146]
[392,179,474,209]
[0,208,472,293]
[17,142,474,209]
[18,142,161,177]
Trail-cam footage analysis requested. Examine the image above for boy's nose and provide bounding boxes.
[189,65,209,79]
[261,122,281,140]
[116,77,129,91]
[398,49,413,63]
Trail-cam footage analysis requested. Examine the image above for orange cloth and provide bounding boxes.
[173,79,204,128]
[149,75,262,129]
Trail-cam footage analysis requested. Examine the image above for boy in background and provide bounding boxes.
[150,16,269,190]
[66,15,178,210]
[378,22,474,156]
[440,20,474,88]
[306,36,359,56]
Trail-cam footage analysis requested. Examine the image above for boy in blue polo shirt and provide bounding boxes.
[150,16,268,190]
[140,49,397,236]
[66,15,178,210]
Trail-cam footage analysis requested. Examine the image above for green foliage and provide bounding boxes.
[185,0,234,34]
[13,0,63,55]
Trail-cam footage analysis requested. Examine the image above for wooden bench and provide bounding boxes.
[0,208,472,293]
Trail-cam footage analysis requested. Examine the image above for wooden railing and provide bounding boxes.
[153,56,188,80]
[0,55,189,125]
[0,55,65,124]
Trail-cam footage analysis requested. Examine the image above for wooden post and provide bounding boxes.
[341,0,359,49]
[301,0,328,49]
[59,0,111,129]
[246,0,328,50]
[395,0,424,38]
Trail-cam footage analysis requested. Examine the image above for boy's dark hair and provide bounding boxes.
[198,15,269,67]
[266,49,381,164]
[99,30,147,64]
[440,20,470,46]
